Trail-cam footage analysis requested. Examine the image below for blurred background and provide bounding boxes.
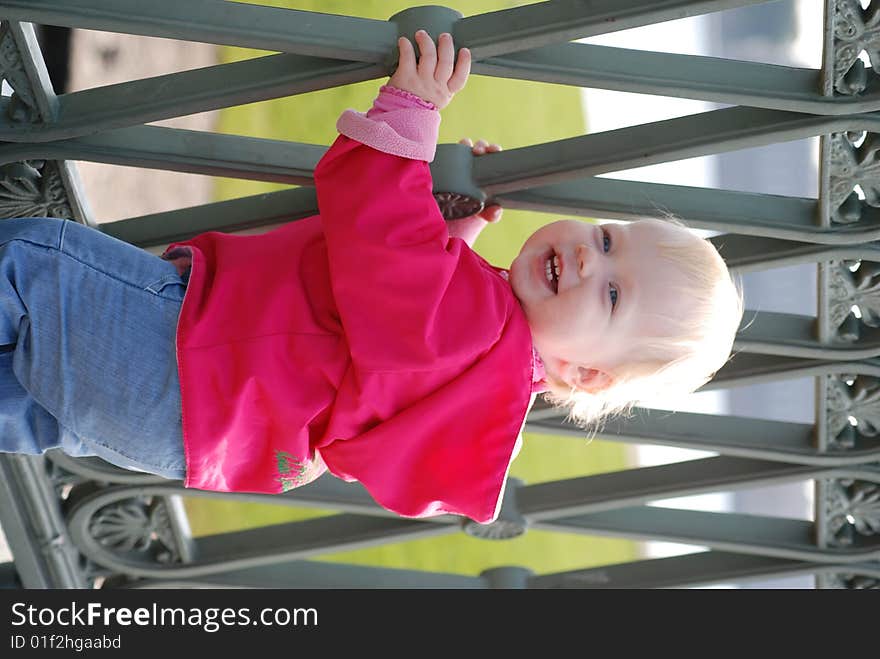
[1,0,823,587]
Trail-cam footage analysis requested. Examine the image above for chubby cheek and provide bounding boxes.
[510,255,536,302]
[523,302,561,345]
[532,299,586,349]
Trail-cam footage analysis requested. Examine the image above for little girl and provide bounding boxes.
[0,32,742,524]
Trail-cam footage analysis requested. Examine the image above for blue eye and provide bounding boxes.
[602,230,611,253]
[609,285,618,308]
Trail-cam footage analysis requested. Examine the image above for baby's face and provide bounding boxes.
[509,219,693,388]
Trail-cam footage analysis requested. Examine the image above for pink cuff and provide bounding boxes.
[336,85,440,162]
[368,85,437,113]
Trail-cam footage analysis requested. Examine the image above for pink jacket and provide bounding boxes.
[165,87,539,523]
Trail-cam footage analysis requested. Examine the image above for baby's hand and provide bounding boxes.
[389,31,471,110]
[460,137,503,223]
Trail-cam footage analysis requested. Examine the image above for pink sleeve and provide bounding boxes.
[336,85,440,162]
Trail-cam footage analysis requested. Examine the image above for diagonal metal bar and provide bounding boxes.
[0,53,384,142]
[129,559,486,589]
[2,20,56,121]
[192,514,455,568]
[100,188,318,249]
[706,354,880,389]
[1,0,772,63]
[527,411,880,466]
[478,41,880,115]
[456,0,772,59]
[474,107,880,195]
[0,0,395,63]
[496,177,880,246]
[528,551,848,589]
[142,514,453,579]
[0,125,325,182]
[734,311,880,360]
[28,109,867,218]
[706,234,880,273]
[535,506,880,563]
[516,457,830,521]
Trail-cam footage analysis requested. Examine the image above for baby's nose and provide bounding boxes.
[575,244,592,277]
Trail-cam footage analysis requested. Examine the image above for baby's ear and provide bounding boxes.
[567,365,614,394]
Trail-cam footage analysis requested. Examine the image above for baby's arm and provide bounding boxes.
[315,33,481,371]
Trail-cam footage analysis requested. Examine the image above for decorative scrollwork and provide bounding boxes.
[43,454,89,500]
[828,132,880,225]
[826,259,880,339]
[0,22,40,123]
[825,573,880,588]
[826,375,880,448]
[832,0,880,95]
[434,191,484,220]
[823,479,880,546]
[88,497,181,564]
[0,160,74,219]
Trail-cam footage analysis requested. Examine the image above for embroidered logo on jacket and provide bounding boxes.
[275,450,318,492]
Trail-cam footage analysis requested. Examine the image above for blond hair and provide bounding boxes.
[542,218,744,433]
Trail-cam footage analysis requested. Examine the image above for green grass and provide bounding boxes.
[183,0,640,576]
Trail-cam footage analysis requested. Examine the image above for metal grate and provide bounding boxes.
[0,0,877,589]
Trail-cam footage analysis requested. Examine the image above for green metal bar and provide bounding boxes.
[735,311,880,360]
[2,20,56,121]
[100,188,318,249]
[474,108,880,195]
[0,54,383,142]
[537,506,880,563]
[496,178,876,246]
[19,115,878,249]
[707,235,880,274]
[528,411,880,466]
[529,551,839,589]
[129,560,486,589]
[517,457,822,520]
[706,355,880,390]
[193,514,452,567]
[456,0,772,59]
[0,0,773,63]
[0,0,395,62]
[0,125,324,183]
[478,41,880,115]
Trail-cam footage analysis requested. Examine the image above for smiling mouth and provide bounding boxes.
[544,252,560,293]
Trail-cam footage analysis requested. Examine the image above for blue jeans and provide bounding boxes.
[0,217,186,479]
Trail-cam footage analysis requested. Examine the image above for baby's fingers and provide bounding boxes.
[435,33,455,82]
[464,139,502,155]
[447,46,471,94]
[415,30,437,77]
[481,204,503,223]
[395,37,417,75]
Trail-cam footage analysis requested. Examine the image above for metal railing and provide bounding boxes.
[0,0,877,589]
